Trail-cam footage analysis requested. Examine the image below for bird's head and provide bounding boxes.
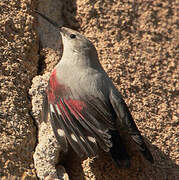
[34,10,101,68]
[60,27,95,54]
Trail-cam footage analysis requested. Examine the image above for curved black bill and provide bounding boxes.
[33,10,61,29]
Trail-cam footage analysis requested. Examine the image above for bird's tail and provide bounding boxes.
[109,130,131,168]
[121,103,154,164]
[109,90,154,164]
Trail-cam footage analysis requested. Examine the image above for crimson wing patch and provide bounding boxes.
[48,96,115,158]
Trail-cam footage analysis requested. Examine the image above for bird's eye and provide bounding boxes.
[70,34,76,39]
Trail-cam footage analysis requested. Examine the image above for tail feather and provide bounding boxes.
[109,90,154,164]
[109,130,130,168]
[139,142,154,163]
[126,111,154,163]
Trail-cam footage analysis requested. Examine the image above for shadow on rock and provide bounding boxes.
[63,137,179,180]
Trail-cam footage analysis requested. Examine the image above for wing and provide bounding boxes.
[44,79,116,158]
[109,88,154,163]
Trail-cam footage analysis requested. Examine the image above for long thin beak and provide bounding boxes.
[33,10,61,29]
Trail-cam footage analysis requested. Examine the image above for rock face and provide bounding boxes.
[0,0,38,179]
[0,0,178,179]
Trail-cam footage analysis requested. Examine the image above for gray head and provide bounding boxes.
[34,10,101,68]
[60,27,94,54]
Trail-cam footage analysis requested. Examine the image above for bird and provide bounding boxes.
[35,11,154,168]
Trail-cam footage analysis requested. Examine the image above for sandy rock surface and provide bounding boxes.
[1,0,178,179]
[0,0,38,179]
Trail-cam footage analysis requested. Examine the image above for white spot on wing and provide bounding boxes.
[88,136,96,143]
[71,134,78,142]
[55,104,61,115]
[80,136,85,142]
[57,129,65,136]
[50,104,55,113]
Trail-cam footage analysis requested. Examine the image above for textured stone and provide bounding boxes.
[0,0,38,178]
